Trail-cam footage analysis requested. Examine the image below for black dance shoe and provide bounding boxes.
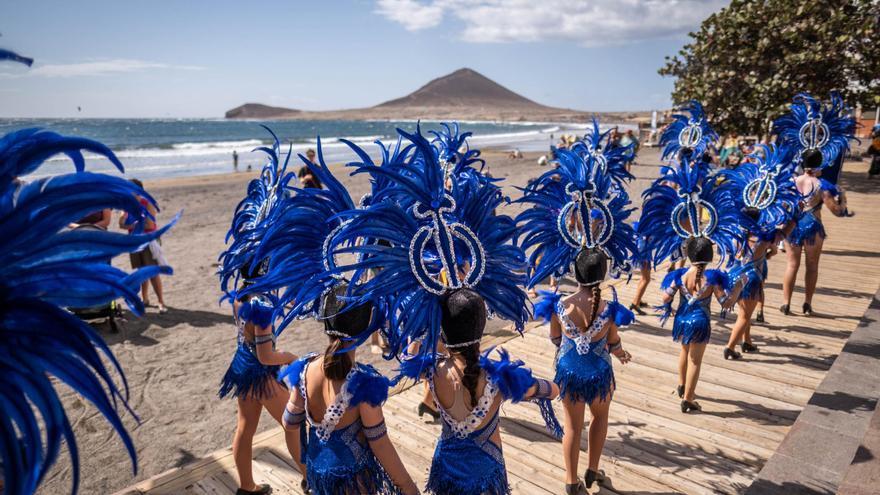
[565,481,587,495]
[755,310,765,323]
[681,400,702,413]
[676,385,684,399]
[418,401,440,421]
[803,303,813,316]
[779,304,790,315]
[584,469,606,488]
[741,342,759,353]
[629,303,647,315]
[236,484,272,495]
[301,479,309,494]
[723,347,742,360]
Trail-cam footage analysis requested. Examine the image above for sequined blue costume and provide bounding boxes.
[280,354,399,495]
[218,297,282,400]
[660,268,729,344]
[535,292,634,403]
[410,349,547,495]
[788,179,839,246]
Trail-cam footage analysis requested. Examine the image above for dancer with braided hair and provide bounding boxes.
[640,137,742,407]
[520,124,639,493]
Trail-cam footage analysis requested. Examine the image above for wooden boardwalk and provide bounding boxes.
[117,174,880,494]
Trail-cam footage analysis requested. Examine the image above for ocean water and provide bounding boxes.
[0,118,609,180]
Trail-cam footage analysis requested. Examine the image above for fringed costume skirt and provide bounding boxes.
[672,302,711,345]
[729,260,765,302]
[218,343,281,400]
[788,211,826,247]
[554,336,615,404]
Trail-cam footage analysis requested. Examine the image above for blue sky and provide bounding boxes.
[0,0,728,118]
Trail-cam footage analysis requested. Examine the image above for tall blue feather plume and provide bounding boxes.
[0,129,176,495]
[0,48,33,67]
[659,100,719,161]
[773,92,856,170]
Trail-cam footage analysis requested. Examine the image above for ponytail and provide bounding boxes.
[587,285,602,329]
[323,337,353,381]
[454,343,482,408]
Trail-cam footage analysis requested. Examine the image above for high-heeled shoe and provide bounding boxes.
[723,347,742,360]
[417,401,440,421]
[741,342,759,353]
[681,400,702,413]
[629,303,646,316]
[676,385,684,399]
[755,310,765,323]
[584,469,605,488]
[803,303,813,316]
[565,481,586,495]
[780,304,790,315]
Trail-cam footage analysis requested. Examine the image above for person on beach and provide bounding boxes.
[774,93,855,316]
[519,128,639,492]
[280,285,419,495]
[218,132,305,495]
[720,144,800,357]
[298,148,323,189]
[233,149,239,171]
[120,178,169,313]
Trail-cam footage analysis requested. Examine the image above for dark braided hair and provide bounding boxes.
[685,237,714,291]
[441,289,487,408]
[574,248,608,328]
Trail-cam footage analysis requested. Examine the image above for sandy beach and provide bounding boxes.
[38,147,622,494]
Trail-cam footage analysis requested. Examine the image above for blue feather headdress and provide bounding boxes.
[569,118,635,188]
[638,155,741,267]
[218,126,295,300]
[1,129,176,495]
[0,48,34,67]
[332,126,529,367]
[429,122,488,184]
[338,135,415,208]
[516,143,638,287]
[241,137,362,336]
[773,92,856,170]
[719,144,801,240]
[660,100,718,161]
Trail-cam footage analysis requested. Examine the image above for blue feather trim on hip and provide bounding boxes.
[554,363,614,403]
[218,344,282,400]
[787,213,826,246]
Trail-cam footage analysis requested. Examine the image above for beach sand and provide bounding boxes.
[39,147,603,494]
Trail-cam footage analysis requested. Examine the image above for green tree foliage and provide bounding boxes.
[659,0,880,135]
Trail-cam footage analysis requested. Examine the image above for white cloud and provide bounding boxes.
[374,0,727,46]
[0,58,204,78]
[375,0,445,31]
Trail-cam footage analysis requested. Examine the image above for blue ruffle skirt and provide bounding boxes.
[672,303,711,345]
[729,261,765,302]
[218,344,281,400]
[555,347,615,404]
[788,212,826,247]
